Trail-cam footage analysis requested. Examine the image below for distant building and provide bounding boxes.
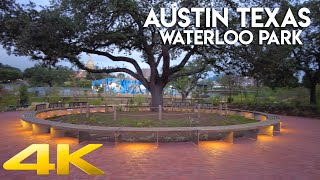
[141,68,151,79]
[92,78,148,95]
[92,77,178,96]
[86,55,95,69]
[75,55,95,78]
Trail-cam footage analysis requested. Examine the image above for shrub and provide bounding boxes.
[131,95,147,106]
[88,99,103,105]
[19,85,29,106]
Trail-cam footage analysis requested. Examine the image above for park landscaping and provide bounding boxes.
[1,85,319,118]
[0,0,319,178]
[23,105,279,143]
[48,112,258,127]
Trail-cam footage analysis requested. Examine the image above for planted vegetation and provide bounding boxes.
[48,112,258,127]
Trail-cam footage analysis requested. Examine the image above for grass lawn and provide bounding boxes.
[48,112,258,127]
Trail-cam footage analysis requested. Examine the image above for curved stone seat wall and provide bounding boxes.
[20,105,281,145]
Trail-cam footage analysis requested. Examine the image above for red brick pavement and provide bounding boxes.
[0,111,320,179]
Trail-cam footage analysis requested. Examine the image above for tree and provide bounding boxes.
[217,74,243,102]
[170,61,208,101]
[86,72,114,80]
[116,73,126,79]
[292,0,320,105]
[23,65,74,87]
[85,65,115,80]
[224,42,300,103]
[0,84,4,96]
[212,1,300,90]
[0,63,22,82]
[0,0,238,108]
[19,85,29,106]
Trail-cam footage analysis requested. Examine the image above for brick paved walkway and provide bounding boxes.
[0,111,320,179]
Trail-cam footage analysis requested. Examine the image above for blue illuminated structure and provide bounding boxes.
[92,78,177,96]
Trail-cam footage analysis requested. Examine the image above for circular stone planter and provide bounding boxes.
[20,105,281,145]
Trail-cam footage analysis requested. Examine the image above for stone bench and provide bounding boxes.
[193,103,214,109]
[35,103,47,111]
[69,102,88,108]
[20,105,281,146]
[172,102,191,107]
[48,102,65,109]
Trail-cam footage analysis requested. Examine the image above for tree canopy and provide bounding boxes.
[23,65,74,87]
[0,0,237,106]
[0,63,22,82]
[0,0,318,105]
[292,0,320,105]
[170,60,208,101]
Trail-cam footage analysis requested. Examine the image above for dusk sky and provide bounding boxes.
[0,0,47,70]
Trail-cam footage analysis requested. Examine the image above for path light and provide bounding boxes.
[198,141,232,153]
[115,143,157,161]
[53,137,78,144]
[257,135,274,142]
[116,143,157,152]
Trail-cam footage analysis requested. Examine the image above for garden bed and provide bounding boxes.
[48,111,258,127]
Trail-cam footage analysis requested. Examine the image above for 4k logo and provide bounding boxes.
[3,144,104,175]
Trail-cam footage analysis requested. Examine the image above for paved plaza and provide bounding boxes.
[0,111,320,179]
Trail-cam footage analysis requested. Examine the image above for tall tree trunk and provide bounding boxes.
[48,80,53,87]
[150,85,164,110]
[181,92,187,102]
[309,82,317,105]
[181,90,192,102]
